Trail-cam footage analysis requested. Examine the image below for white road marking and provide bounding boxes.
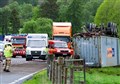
[9,68,46,84]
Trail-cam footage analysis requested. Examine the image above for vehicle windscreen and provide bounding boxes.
[27,40,46,48]
[53,36,70,43]
[54,42,68,48]
[11,38,26,44]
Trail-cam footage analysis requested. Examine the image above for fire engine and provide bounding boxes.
[11,34,27,58]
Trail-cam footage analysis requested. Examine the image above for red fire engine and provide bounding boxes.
[11,35,27,58]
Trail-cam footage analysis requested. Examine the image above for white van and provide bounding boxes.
[26,34,48,61]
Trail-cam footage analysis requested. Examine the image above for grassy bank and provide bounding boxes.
[23,70,52,84]
[23,67,120,84]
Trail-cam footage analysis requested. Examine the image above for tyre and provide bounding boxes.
[26,58,32,61]
[26,58,30,61]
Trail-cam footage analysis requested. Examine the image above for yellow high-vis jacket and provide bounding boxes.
[4,46,13,58]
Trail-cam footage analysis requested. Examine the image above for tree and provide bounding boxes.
[0,6,11,35]
[66,0,83,34]
[94,0,120,36]
[19,3,33,26]
[36,18,53,37]
[40,0,59,21]
[57,2,69,22]
[9,1,20,34]
[21,20,37,33]
[10,8,20,33]
[32,6,41,20]
[21,18,53,37]
[81,0,103,24]
[94,0,116,25]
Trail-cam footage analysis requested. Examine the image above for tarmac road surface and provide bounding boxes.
[0,56,47,84]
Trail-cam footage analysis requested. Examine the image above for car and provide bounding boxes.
[48,40,74,58]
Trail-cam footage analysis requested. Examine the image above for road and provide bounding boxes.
[0,56,47,84]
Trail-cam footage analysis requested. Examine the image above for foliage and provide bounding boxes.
[0,0,103,35]
[81,0,103,25]
[36,18,53,37]
[21,20,37,33]
[40,0,59,21]
[0,6,11,35]
[94,0,120,36]
[19,3,33,26]
[9,1,20,34]
[21,18,53,37]
[9,0,38,6]
[32,6,41,20]
[66,0,83,34]
[57,0,103,34]
[57,2,69,22]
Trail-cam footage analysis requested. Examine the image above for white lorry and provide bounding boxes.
[26,34,48,61]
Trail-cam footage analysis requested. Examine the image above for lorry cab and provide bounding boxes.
[48,40,74,57]
[52,22,72,49]
[26,34,48,61]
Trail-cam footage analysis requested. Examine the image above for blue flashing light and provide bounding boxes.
[28,36,32,38]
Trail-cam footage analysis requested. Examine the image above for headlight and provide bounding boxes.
[57,50,60,52]
[43,51,47,54]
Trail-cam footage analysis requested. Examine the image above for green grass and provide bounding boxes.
[86,67,120,84]
[23,70,52,84]
[23,66,120,84]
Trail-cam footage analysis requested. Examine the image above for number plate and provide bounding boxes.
[33,56,39,58]
[63,53,67,55]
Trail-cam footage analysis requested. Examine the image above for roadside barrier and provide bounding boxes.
[47,57,86,84]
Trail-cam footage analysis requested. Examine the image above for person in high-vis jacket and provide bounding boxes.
[3,44,13,72]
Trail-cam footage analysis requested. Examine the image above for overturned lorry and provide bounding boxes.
[73,22,119,67]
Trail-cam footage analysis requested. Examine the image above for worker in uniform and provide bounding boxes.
[3,43,13,72]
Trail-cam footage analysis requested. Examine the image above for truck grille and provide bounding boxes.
[31,51,41,56]
[60,50,68,53]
